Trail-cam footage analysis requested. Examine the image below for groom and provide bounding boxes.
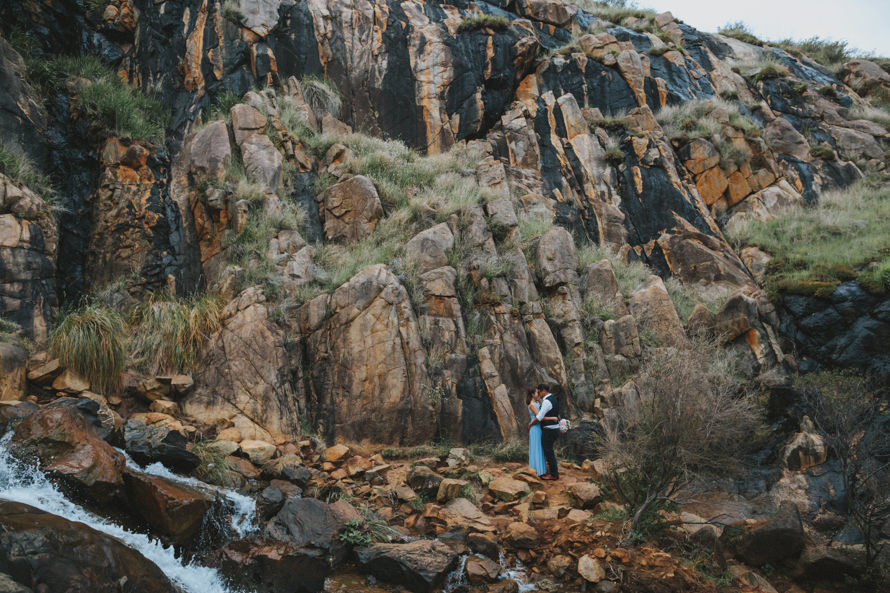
[530,383,560,481]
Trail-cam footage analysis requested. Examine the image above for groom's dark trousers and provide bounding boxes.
[541,429,559,478]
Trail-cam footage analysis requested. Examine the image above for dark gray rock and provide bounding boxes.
[735,502,805,566]
[0,501,176,593]
[122,419,200,473]
[355,540,459,593]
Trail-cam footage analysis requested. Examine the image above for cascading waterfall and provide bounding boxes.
[0,433,250,593]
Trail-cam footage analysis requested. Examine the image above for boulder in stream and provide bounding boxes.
[0,501,176,593]
[355,540,459,593]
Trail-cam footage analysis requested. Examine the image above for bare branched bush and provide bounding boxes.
[596,340,761,540]
[801,371,890,569]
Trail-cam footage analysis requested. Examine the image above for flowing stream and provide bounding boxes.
[0,433,252,593]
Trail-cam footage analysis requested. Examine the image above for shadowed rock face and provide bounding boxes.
[0,501,176,593]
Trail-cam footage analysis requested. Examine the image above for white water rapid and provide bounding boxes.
[0,433,250,593]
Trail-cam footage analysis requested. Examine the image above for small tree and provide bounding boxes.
[802,371,890,569]
[596,340,761,540]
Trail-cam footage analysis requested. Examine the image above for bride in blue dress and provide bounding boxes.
[526,388,546,476]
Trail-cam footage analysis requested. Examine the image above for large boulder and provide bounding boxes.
[317,176,383,244]
[629,276,686,346]
[11,399,125,502]
[355,540,459,593]
[307,265,437,444]
[123,471,213,545]
[241,133,283,193]
[216,539,329,593]
[183,288,300,441]
[407,465,445,498]
[734,502,805,566]
[488,476,530,501]
[122,419,200,473]
[404,223,454,275]
[264,498,360,566]
[535,228,578,288]
[0,501,176,593]
[188,120,231,181]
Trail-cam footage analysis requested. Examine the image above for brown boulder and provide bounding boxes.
[581,260,628,317]
[188,120,231,181]
[407,465,444,498]
[183,288,300,441]
[569,482,603,510]
[318,176,383,244]
[307,265,437,444]
[465,555,500,583]
[11,400,125,502]
[503,521,538,549]
[488,476,530,501]
[241,133,283,193]
[404,223,454,275]
[535,227,578,287]
[230,103,268,145]
[764,117,809,161]
[629,276,686,346]
[123,471,213,545]
[0,343,27,401]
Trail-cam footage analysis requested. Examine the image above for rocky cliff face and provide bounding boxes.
[0,0,888,446]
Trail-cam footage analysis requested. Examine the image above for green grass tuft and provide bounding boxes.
[0,142,57,204]
[718,22,763,46]
[129,292,222,375]
[50,303,126,395]
[809,144,836,160]
[727,178,890,295]
[26,54,168,141]
[299,75,342,119]
[457,14,510,33]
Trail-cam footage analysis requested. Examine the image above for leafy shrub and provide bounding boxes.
[129,292,222,375]
[596,341,760,540]
[718,22,763,46]
[338,519,372,547]
[0,142,56,204]
[457,14,510,33]
[50,303,126,395]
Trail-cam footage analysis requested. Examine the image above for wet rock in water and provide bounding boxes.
[11,399,125,503]
[265,498,360,566]
[734,501,805,566]
[465,555,500,583]
[467,531,500,559]
[0,501,176,593]
[0,401,37,433]
[355,540,459,593]
[216,539,330,593]
[122,418,200,473]
[256,484,288,521]
[123,471,213,546]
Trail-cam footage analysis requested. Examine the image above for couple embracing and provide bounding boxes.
[526,383,560,481]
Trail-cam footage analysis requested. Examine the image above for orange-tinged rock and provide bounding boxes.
[695,166,729,206]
